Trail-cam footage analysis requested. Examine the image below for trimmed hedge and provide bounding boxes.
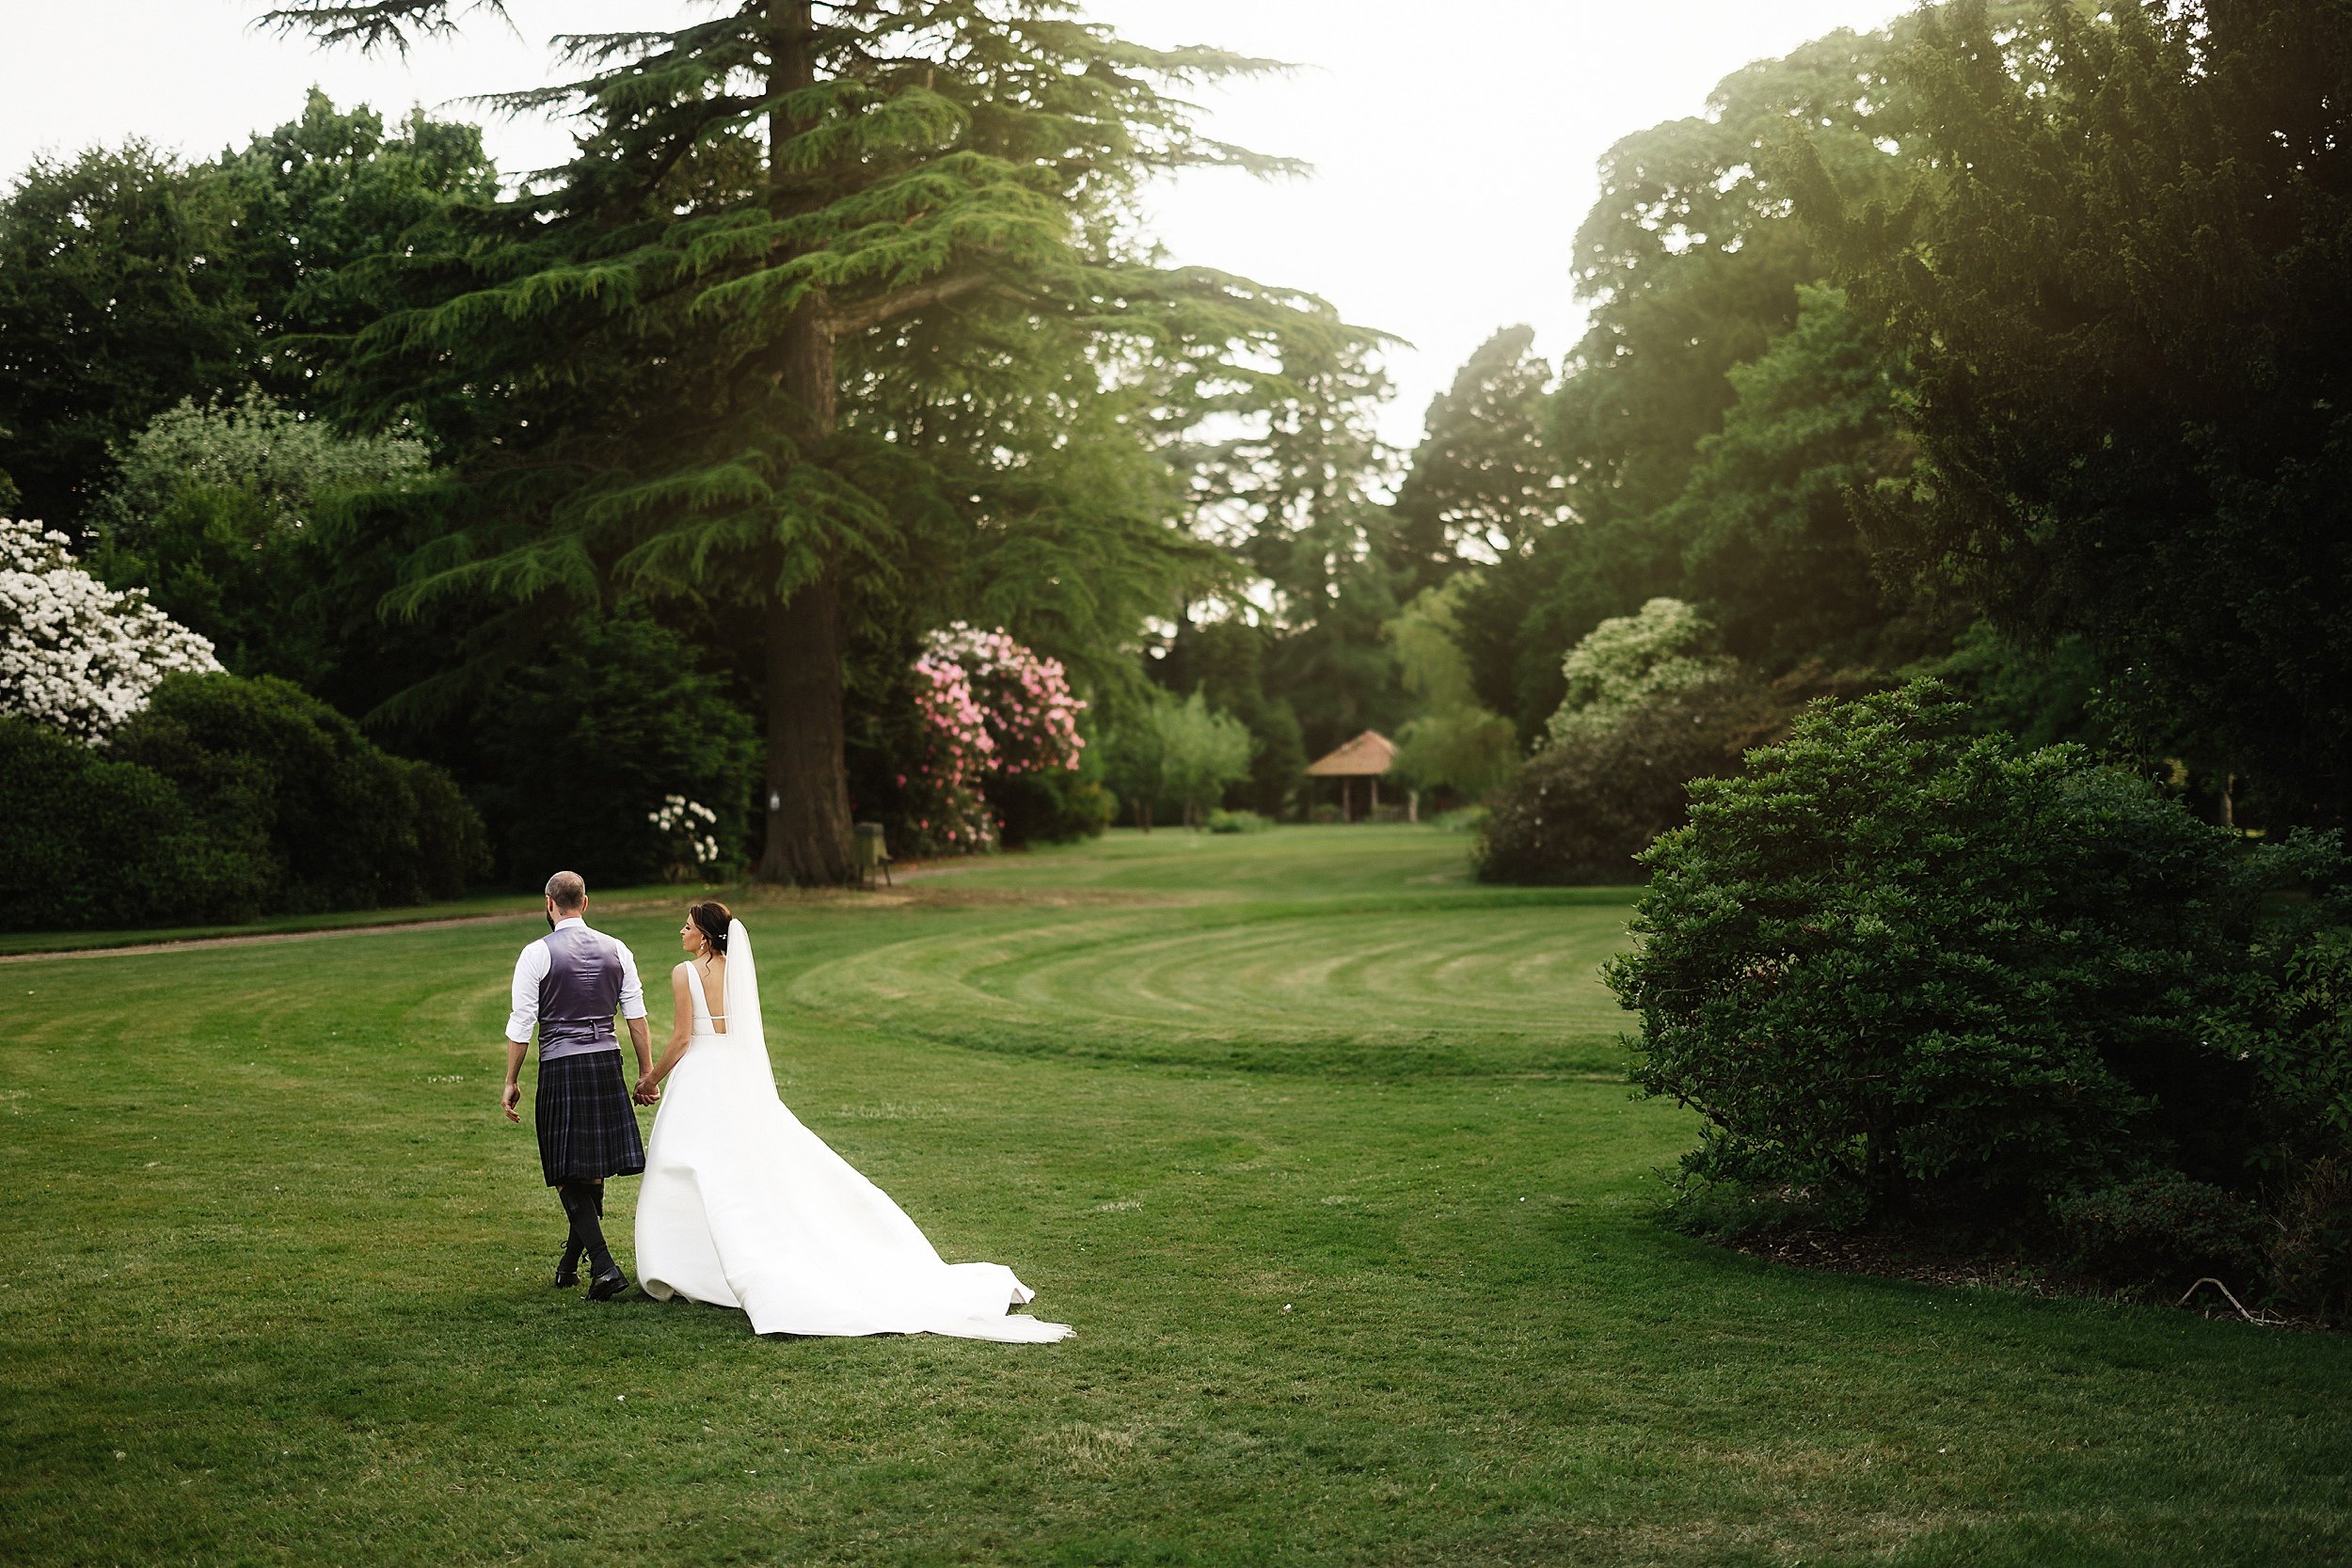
[0,674,488,930]
[0,715,268,928]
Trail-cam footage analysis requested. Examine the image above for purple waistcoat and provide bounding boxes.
[538,924,625,1061]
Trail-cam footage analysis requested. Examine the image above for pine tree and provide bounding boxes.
[1388,325,1561,594]
[262,0,1366,881]
[1169,323,1407,761]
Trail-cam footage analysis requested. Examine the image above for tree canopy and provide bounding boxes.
[10,0,2349,901]
[0,144,254,531]
[262,0,1376,881]
[0,94,494,534]
[1795,0,2352,823]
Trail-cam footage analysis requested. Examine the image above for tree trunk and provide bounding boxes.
[760,561,854,882]
[754,0,854,884]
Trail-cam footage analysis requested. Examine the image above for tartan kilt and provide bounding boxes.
[534,1050,646,1186]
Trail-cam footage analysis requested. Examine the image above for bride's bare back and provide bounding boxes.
[689,956,728,1034]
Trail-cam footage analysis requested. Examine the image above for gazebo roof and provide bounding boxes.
[1306,730,1398,777]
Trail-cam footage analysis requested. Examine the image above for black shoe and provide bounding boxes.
[555,1255,581,1290]
[586,1266,628,1302]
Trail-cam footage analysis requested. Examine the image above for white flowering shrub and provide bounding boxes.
[648,794,725,880]
[0,516,223,743]
[92,388,429,545]
[1545,596,1738,749]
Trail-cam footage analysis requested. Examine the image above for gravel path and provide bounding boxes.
[0,911,540,964]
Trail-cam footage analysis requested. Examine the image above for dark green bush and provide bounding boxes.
[0,715,270,928]
[2052,1174,2265,1292]
[463,610,755,888]
[992,766,1116,848]
[2225,925,2352,1322]
[114,673,487,911]
[2265,1157,2352,1325]
[397,758,493,903]
[1610,681,2352,1315]
[1205,808,1272,834]
[1475,676,1781,885]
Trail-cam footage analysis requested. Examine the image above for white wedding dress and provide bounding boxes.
[634,919,1071,1341]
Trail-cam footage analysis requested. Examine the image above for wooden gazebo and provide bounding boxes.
[1307,730,1399,822]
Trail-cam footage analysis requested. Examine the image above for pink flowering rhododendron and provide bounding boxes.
[897,624,1086,855]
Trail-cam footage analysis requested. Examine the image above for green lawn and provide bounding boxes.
[7,826,2348,1566]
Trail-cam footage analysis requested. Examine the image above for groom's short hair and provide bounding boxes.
[545,870,587,912]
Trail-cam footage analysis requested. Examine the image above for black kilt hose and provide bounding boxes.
[534,1050,646,1186]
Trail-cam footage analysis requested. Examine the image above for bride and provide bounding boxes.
[631,901,1071,1342]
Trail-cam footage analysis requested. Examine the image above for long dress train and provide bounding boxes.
[633,919,1071,1342]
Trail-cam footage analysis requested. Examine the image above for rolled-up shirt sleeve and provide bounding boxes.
[506,942,549,1044]
[616,941,647,1022]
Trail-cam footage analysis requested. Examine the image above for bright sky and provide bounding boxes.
[0,0,1914,447]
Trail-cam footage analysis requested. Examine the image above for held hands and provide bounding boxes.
[502,1078,654,1115]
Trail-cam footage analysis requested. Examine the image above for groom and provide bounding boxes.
[501,871,657,1301]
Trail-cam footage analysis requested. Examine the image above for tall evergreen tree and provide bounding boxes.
[1173,326,1406,761]
[264,0,1367,882]
[1387,325,1560,594]
[1180,327,1395,626]
[1671,286,1921,672]
[1440,17,2091,739]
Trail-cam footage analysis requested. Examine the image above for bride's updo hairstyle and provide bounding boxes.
[688,900,732,956]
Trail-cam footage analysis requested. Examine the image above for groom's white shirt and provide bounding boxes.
[504,915,648,1045]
